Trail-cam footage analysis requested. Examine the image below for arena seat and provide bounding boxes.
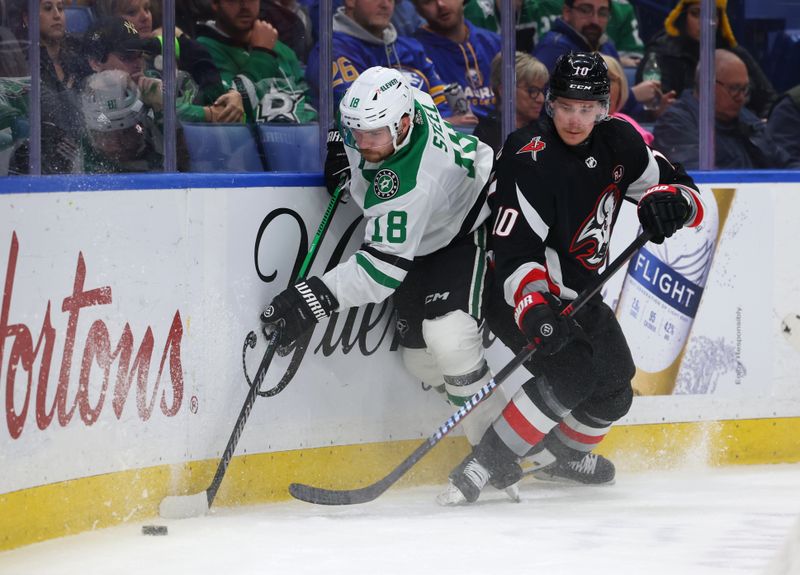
[64,6,95,34]
[257,123,322,172]
[180,123,265,172]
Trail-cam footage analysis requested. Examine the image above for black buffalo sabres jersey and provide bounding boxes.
[492,115,703,306]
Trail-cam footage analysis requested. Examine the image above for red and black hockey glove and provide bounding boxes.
[261,277,338,347]
[514,291,575,356]
[637,184,691,244]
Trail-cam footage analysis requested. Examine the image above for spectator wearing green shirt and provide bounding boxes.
[196,0,317,122]
[463,0,562,52]
[606,0,644,67]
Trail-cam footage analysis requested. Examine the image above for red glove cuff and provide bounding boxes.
[513,291,547,329]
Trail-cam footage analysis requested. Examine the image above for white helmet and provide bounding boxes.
[339,66,415,153]
[81,69,145,132]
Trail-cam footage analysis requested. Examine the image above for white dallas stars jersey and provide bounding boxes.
[322,90,494,310]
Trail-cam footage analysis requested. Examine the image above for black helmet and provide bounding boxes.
[548,51,610,102]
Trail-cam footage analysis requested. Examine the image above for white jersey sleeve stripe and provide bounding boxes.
[516,183,549,242]
[322,250,407,309]
[626,147,661,201]
[355,252,403,289]
[503,262,548,306]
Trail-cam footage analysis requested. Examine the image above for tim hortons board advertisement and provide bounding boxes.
[0,185,451,494]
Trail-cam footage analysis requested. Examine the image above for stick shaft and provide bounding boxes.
[289,230,653,505]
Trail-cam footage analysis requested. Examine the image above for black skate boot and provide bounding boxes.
[437,456,492,505]
[437,431,523,506]
[529,452,615,485]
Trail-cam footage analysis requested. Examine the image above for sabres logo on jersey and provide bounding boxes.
[466,68,481,87]
[569,185,621,269]
[517,136,546,161]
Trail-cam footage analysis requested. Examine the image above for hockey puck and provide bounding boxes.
[141,525,168,536]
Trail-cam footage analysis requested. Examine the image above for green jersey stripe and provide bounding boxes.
[470,226,487,317]
[356,253,403,289]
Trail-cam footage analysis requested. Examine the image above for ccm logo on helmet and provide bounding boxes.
[569,84,591,90]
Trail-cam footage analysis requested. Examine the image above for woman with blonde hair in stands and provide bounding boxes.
[474,51,548,153]
[601,53,653,145]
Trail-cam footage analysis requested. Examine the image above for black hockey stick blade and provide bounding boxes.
[160,183,347,519]
[288,230,653,505]
[160,330,280,518]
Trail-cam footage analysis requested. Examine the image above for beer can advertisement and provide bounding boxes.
[614,183,791,397]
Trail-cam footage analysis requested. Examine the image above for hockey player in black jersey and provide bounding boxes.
[438,51,706,505]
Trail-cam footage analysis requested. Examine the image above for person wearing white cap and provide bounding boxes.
[80,69,164,173]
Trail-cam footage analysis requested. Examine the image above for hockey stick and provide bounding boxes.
[288,229,653,505]
[159,181,347,519]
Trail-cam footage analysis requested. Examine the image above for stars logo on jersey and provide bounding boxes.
[374,169,400,199]
[569,185,621,270]
[613,165,624,183]
[585,156,598,168]
[517,136,546,161]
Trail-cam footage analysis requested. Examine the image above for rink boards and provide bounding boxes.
[0,172,799,551]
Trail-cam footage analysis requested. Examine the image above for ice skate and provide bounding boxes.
[528,452,615,485]
[436,458,490,506]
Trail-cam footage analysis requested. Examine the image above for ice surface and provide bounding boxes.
[2,464,800,575]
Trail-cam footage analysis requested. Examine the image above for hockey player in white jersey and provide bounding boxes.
[262,66,509,453]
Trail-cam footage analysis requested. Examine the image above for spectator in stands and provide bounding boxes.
[303,0,424,43]
[463,0,558,53]
[97,0,245,123]
[196,0,317,122]
[84,18,162,107]
[652,50,800,170]
[12,0,84,174]
[412,0,500,122]
[0,76,29,175]
[601,53,653,145]
[766,84,800,161]
[0,25,28,76]
[391,0,425,36]
[533,0,666,120]
[606,0,643,67]
[636,0,777,119]
[473,51,547,153]
[80,69,170,172]
[305,0,475,125]
[260,0,313,62]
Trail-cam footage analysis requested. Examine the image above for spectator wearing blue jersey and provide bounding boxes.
[306,0,478,125]
[412,0,499,122]
[301,0,424,42]
[534,0,663,121]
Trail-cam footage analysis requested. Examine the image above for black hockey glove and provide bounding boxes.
[637,184,691,244]
[514,291,575,357]
[324,128,350,197]
[260,277,339,347]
